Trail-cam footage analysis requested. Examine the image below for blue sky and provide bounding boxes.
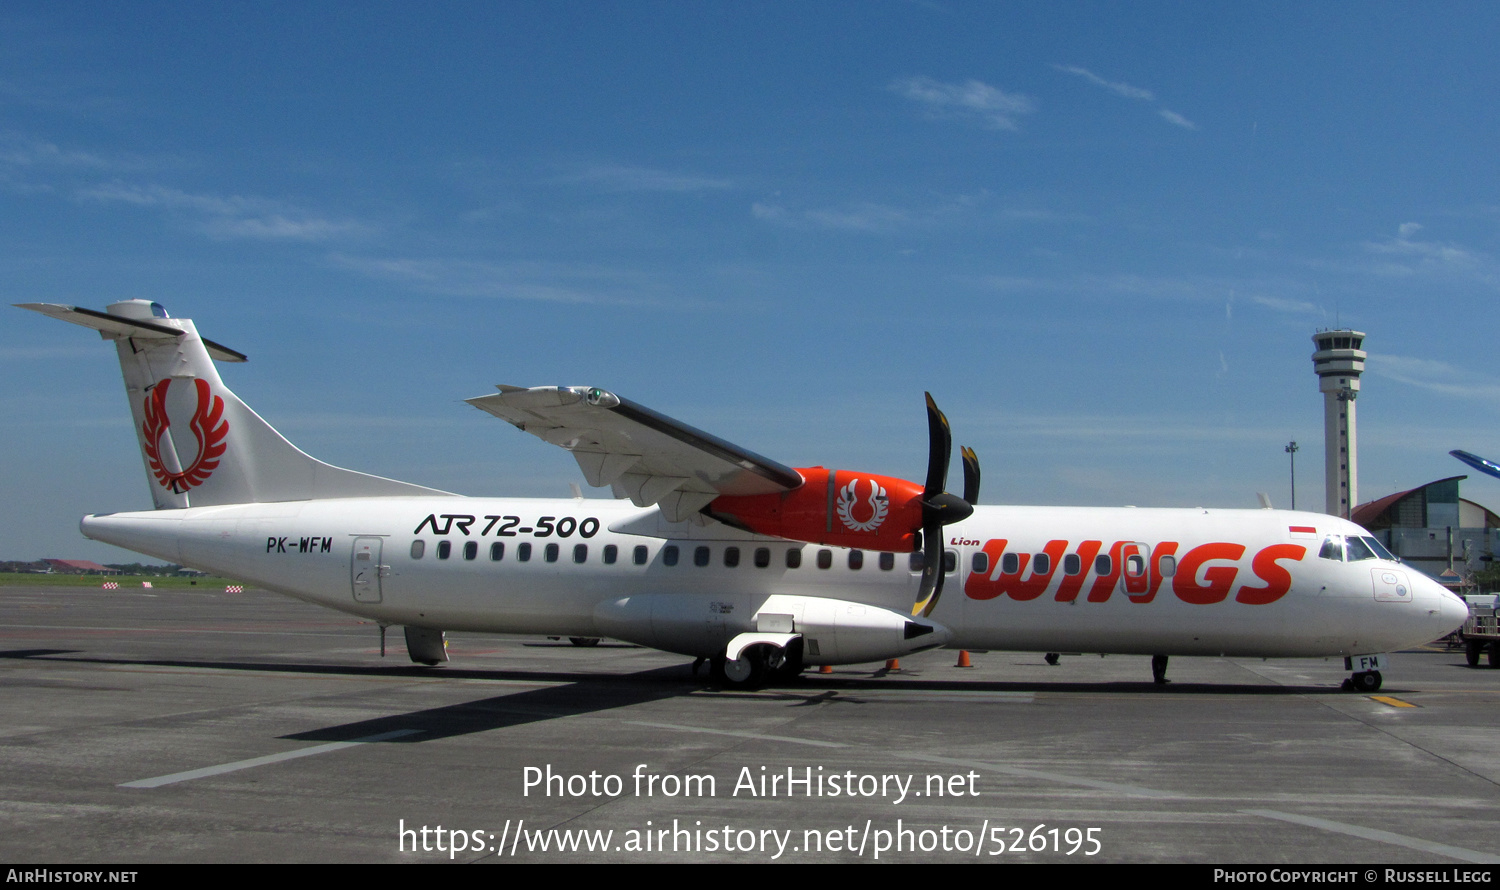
[4,2,1499,562]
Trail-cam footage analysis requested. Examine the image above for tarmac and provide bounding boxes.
[3,583,1499,864]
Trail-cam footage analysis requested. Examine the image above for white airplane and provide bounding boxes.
[19,300,1469,692]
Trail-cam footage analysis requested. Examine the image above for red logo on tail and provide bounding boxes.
[142,378,228,493]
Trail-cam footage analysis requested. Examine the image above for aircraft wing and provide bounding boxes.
[467,385,804,521]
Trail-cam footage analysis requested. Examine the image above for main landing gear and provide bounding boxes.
[710,639,805,690]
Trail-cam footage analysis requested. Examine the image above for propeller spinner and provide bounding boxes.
[911,393,978,619]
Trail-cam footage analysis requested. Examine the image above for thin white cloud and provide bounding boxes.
[1052,65,1154,101]
[1158,109,1198,130]
[1251,295,1322,316]
[0,136,118,170]
[889,76,1036,131]
[327,253,655,306]
[75,181,368,242]
[1369,354,1500,404]
[755,200,912,232]
[560,164,735,193]
[752,191,1000,234]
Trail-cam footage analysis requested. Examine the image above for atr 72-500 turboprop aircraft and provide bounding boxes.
[20,301,1468,692]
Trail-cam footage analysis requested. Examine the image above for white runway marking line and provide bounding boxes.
[622,720,849,748]
[1243,809,1500,864]
[119,729,422,788]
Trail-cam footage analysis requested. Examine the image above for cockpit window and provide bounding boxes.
[1319,534,1397,563]
[1362,536,1398,562]
[1344,536,1377,562]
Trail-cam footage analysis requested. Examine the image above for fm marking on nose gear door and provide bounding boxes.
[352,537,384,604]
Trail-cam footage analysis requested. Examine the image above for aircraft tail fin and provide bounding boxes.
[18,300,452,509]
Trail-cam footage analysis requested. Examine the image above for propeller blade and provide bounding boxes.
[912,518,945,618]
[913,394,970,618]
[923,392,951,500]
[961,446,980,506]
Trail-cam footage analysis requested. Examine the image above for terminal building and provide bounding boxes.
[1352,477,1499,588]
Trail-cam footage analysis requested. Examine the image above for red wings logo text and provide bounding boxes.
[142,378,229,493]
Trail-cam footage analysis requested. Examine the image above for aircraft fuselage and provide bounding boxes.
[81,497,1463,661]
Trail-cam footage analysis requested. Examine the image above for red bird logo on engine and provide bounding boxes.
[836,478,889,532]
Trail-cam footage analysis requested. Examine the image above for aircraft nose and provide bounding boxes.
[1438,586,1470,634]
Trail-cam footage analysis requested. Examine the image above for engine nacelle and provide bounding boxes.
[707,467,924,552]
[593,592,951,664]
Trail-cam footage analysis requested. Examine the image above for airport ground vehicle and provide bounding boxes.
[1463,594,1500,667]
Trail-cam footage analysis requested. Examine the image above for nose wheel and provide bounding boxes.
[1346,670,1383,692]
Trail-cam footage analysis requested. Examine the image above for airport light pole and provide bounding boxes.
[1285,440,1299,510]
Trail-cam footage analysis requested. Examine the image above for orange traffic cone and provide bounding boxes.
[884,658,900,671]
[955,650,972,668]
[819,664,834,674]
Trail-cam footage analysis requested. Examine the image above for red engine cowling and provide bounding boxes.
[707,467,926,552]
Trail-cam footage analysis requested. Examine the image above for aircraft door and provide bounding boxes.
[1121,542,1149,596]
[352,537,385,603]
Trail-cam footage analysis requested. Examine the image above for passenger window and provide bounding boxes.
[545,543,559,563]
[463,541,478,560]
[633,545,648,566]
[694,546,711,567]
[1001,552,1019,574]
[786,549,802,569]
[663,545,679,566]
[879,552,895,571]
[943,551,956,573]
[849,550,864,570]
[754,547,770,568]
[490,542,504,561]
[1158,555,1175,577]
[971,552,988,574]
[517,542,532,562]
[1125,554,1145,576]
[817,549,833,570]
[1094,554,1111,575]
[410,540,425,560]
[573,544,587,564]
[603,544,618,565]
[437,540,451,560]
[725,547,740,568]
[909,552,925,572]
[1063,553,1081,576]
[1034,553,1050,575]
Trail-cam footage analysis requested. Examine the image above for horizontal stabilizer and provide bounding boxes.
[17,303,247,362]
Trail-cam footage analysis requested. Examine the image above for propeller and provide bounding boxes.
[912,393,978,619]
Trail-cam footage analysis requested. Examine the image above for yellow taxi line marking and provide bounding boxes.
[1370,695,1417,708]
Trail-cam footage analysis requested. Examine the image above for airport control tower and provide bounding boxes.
[1311,330,1367,518]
